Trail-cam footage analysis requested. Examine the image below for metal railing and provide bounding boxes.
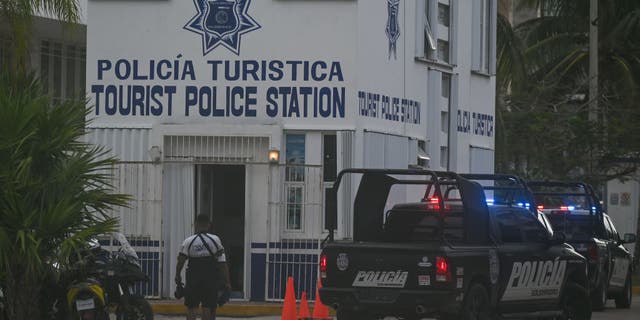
[266,165,326,301]
[99,235,162,298]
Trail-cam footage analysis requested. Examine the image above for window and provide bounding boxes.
[285,134,305,182]
[286,186,303,230]
[323,134,337,182]
[422,0,436,58]
[417,140,429,168]
[418,0,454,63]
[441,73,451,97]
[438,3,450,27]
[437,40,449,62]
[440,72,452,167]
[40,40,86,104]
[495,210,549,243]
[441,111,449,134]
[440,146,448,169]
[285,133,305,230]
[322,134,337,231]
[473,0,494,73]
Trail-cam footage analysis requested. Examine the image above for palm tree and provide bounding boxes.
[496,0,640,184]
[0,72,128,320]
[0,0,81,73]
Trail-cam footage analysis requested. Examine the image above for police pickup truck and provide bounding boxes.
[527,181,637,311]
[319,170,590,320]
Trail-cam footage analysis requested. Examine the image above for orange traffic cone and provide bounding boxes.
[312,278,330,320]
[282,276,298,320]
[298,291,311,320]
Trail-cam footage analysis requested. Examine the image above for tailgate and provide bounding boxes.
[322,242,450,291]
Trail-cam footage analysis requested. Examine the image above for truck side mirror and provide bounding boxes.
[622,233,637,244]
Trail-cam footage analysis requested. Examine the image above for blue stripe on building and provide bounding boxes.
[250,251,319,301]
[250,241,319,250]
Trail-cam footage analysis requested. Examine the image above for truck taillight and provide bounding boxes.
[320,253,328,278]
[587,244,598,262]
[426,196,440,210]
[435,256,451,282]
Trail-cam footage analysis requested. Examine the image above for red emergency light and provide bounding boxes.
[426,196,440,210]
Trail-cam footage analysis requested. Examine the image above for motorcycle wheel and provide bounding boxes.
[117,295,153,320]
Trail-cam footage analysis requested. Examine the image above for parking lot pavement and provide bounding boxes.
[591,298,640,320]
[155,297,639,320]
[154,316,280,320]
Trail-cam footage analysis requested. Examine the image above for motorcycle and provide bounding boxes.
[61,233,153,320]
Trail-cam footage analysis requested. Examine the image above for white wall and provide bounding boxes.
[87,0,357,129]
[86,0,495,172]
[450,1,496,173]
[607,178,639,254]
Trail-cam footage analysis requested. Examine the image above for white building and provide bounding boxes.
[607,173,640,257]
[4,0,497,300]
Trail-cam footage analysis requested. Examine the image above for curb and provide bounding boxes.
[151,301,334,317]
[151,302,281,316]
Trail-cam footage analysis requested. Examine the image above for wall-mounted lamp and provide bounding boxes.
[149,146,162,164]
[268,149,280,164]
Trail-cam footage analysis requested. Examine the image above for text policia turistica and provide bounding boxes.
[89,58,347,119]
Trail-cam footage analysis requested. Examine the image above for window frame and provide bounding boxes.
[40,39,86,104]
[285,184,304,231]
[284,133,306,231]
[494,209,551,244]
[416,0,455,66]
[472,0,496,75]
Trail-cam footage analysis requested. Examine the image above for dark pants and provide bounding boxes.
[184,266,219,312]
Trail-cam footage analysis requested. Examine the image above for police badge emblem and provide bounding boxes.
[385,0,401,60]
[336,253,349,271]
[185,0,261,55]
[204,0,240,37]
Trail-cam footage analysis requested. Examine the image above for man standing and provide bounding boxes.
[175,214,232,320]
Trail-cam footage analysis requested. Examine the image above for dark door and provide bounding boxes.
[604,215,631,290]
[493,208,563,313]
[196,164,246,297]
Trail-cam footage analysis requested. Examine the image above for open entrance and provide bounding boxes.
[196,164,246,298]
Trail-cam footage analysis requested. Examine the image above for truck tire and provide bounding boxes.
[590,280,607,311]
[561,282,591,320]
[614,273,632,309]
[461,283,492,320]
[336,308,366,320]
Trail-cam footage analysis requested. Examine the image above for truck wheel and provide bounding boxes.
[590,281,607,311]
[614,273,632,309]
[462,283,492,320]
[561,282,591,320]
[336,308,366,320]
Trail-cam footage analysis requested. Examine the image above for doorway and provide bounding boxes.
[195,164,245,297]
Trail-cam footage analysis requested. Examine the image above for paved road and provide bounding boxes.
[591,298,640,320]
[155,297,639,319]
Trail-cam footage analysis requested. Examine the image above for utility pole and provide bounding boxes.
[589,0,598,122]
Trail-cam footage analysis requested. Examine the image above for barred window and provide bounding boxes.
[285,133,306,230]
[40,40,86,104]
